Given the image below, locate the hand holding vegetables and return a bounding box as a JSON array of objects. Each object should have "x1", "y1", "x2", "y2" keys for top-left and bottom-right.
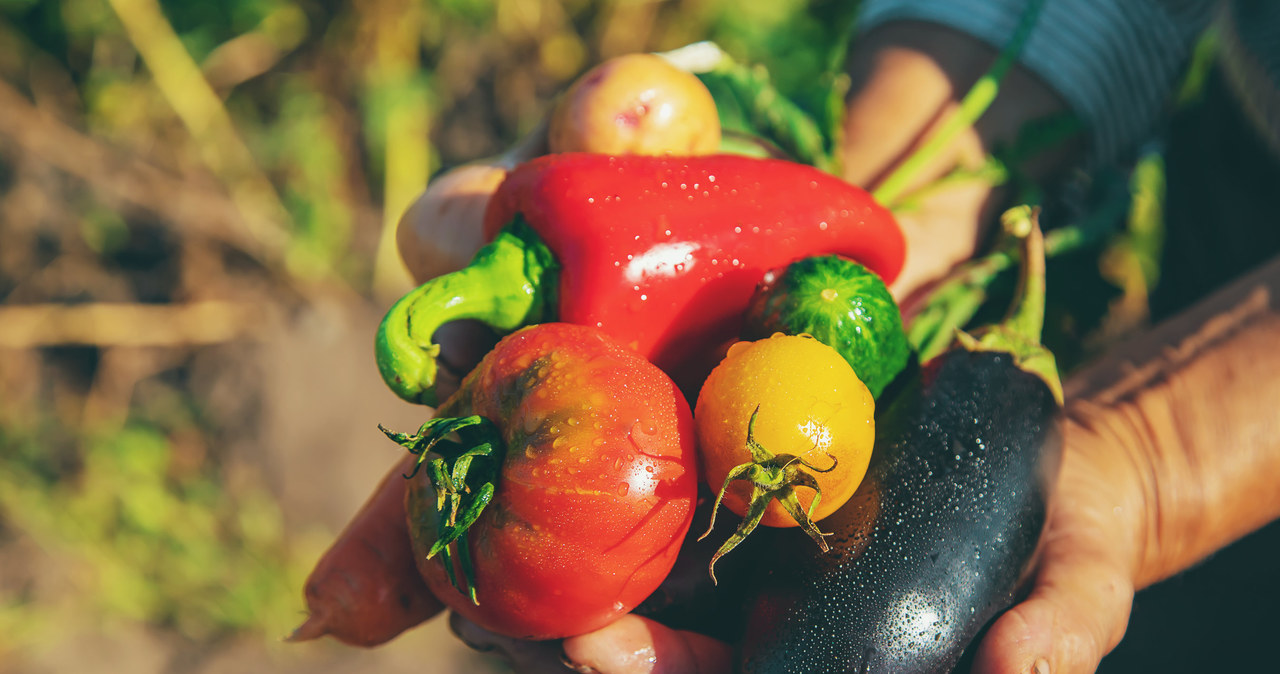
[
  {"x1": 305, "y1": 70, "x2": 906, "y2": 657},
  {"x1": 969, "y1": 253, "x2": 1280, "y2": 674},
  {"x1": 404, "y1": 11, "x2": 1280, "y2": 673},
  {"x1": 738, "y1": 208, "x2": 1062, "y2": 673},
  {"x1": 293, "y1": 21, "x2": 1172, "y2": 674},
  {"x1": 517, "y1": 250, "x2": 1280, "y2": 674}
]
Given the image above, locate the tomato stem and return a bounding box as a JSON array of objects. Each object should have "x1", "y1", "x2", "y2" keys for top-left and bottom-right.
[
  {"x1": 381, "y1": 414, "x2": 506, "y2": 604},
  {"x1": 699, "y1": 406, "x2": 836, "y2": 584}
]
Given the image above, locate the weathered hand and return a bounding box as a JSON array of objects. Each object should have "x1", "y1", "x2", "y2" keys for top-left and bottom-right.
[
  {"x1": 969, "y1": 414, "x2": 1139, "y2": 674},
  {"x1": 974, "y1": 255, "x2": 1280, "y2": 673}
]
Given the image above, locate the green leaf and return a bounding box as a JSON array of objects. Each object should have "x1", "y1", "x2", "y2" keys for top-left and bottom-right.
[{"x1": 697, "y1": 61, "x2": 835, "y2": 170}]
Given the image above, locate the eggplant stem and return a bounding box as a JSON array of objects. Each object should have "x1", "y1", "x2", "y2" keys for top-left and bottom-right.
[
  {"x1": 1000, "y1": 206, "x2": 1047, "y2": 345},
  {"x1": 952, "y1": 206, "x2": 1064, "y2": 403}
]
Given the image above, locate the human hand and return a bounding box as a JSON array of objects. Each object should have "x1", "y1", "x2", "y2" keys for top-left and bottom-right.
[
  {"x1": 438, "y1": 420, "x2": 1153, "y2": 674},
  {"x1": 841, "y1": 21, "x2": 1074, "y2": 309},
  {"x1": 836, "y1": 22, "x2": 1147, "y2": 674},
  {"x1": 431, "y1": 21, "x2": 1080, "y2": 672},
  {"x1": 968, "y1": 412, "x2": 1139, "y2": 674},
  {"x1": 480, "y1": 21, "x2": 1082, "y2": 673},
  {"x1": 973, "y1": 254, "x2": 1280, "y2": 673},
  {"x1": 451, "y1": 610, "x2": 731, "y2": 674}
]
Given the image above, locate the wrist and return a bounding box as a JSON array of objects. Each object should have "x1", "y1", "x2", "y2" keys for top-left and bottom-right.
[
  {"x1": 1053, "y1": 406, "x2": 1150, "y2": 586},
  {"x1": 1062, "y1": 256, "x2": 1280, "y2": 589}
]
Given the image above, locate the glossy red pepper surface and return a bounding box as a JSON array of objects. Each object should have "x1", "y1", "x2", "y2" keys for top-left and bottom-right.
[{"x1": 483, "y1": 153, "x2": 905, "y2": 388}]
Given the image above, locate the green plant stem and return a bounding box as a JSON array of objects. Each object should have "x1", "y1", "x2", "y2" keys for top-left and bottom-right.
[
  {"x1": 375, "y1": 217, "x2": 558, "y2": 406},
  {"x1": 906, "y1": 171, "x2": 1132, "y2": 361},
  {"x1": 699, "y1": 407, "x2": 834, "y2": 584},
  {"x1": 383, "y1": 415, "x2": 505, "y2": 604},
  {"x1": 891, "y1": 158, "x2": 1012, "y2": 215},
  {"x1": 998, "y1": 206, "x2": 1046, "y2": 344},
  {"x1": 872, "y1": 0, "x2": 1045, "y2": 207}
]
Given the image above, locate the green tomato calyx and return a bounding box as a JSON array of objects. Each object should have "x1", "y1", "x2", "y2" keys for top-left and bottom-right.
[
  {"x1": 382, "y1": 414, "x2": 506, "y2": 605},
  {"x1": 699, "y1": 405, "x2": 836, "y2": 584}
]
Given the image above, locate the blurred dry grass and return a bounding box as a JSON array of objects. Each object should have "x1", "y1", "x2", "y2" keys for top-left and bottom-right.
[{"x1": 0, "y1": 0, "x2": 855, "y2": 671}]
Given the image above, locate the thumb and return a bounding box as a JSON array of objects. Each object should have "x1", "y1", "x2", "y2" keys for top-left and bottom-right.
[
  {"x1": 971, "y1": 548, "x2": 1134, "y2": 674},
  {"x1": 563, "y1": 614, "x2": 732, "y2": 674}
]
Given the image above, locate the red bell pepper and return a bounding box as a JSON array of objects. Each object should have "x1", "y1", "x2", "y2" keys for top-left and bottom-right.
[{"x1": 377, "y1": 153, "x2": 904, "y2": 405}]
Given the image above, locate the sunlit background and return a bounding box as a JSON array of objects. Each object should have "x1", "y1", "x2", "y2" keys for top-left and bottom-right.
[
  {"x1": 0, "y1": 1, "x2": 861, "y2": 672},
  {"x1": 12, "y1": 0, "x2": 1280, "y2": 671}
]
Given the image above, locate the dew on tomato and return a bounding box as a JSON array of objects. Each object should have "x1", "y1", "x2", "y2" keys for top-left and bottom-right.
[
  {"x1": 694, "y1": 333, "x2": 875, "y2": 577},
  {"x1": 401, "y1": 323, "x2": 698, "y2": 639}
]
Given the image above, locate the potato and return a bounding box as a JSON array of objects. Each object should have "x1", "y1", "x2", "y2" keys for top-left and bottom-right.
[{"x1": 548, "y1": 53, "x2": 720, "y2": 156}]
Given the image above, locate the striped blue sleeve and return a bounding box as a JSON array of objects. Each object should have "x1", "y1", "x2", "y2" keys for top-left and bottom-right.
[{"x1": 857, "y1": 0, "x2": 1216, "y2": 163}]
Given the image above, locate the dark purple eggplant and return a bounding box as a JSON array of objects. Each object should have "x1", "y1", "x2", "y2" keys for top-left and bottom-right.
[{"x1": 737, "y1": 208, "x2": 1063, "y2": 674}]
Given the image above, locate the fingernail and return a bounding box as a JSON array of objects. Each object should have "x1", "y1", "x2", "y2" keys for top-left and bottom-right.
[
  {"x1": 460, "y1": 636, "x2": 495, "y2": 653},
  {"x1": 560, "y1": 650, "x2": 600, "y2": 674},
  {"x1": 1032, "y1": 658, "x2": 1050, "y2": 674}
]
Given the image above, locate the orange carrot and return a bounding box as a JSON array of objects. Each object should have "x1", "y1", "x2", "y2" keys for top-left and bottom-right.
[{"x1": 288, "y1": 454, "x2": 444, "y2": 647}]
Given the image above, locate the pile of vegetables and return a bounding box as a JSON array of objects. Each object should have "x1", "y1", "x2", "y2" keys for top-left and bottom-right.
[{"x1": 290, "y1": 40, "x2": 1069, "y2": 672}]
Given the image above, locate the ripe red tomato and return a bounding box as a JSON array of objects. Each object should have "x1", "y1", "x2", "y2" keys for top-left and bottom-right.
[{"x1": 403, "y1": 323, "x2": 699, "y2": 639}]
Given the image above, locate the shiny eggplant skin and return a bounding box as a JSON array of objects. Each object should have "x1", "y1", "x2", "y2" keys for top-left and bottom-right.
[{"x1": 737, "y1": 348, "x2": 1061, "y2": 674}]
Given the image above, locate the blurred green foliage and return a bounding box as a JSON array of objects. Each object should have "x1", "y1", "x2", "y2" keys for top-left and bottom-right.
[
  {"x1": 1, "y1": 0, "x2": 862, "y2": 291},
  {"x1": 0, "y1": 420, "x2": 304, "y2": 648}
]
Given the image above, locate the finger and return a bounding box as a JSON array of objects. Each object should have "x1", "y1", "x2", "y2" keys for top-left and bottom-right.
[
  {"x1": 971, "y1": 552, "x2": 1134, "y2": 674},
  {"x1": 448, "y1": 612, "x2": 570, "y2": 674},
  {"x1": 563, "y1": 614, "x2": 732, "y2": 674},
  {"x1": 432, "y1": 320, "x2": 499, "y2": 402},
  {"x1": 885, "y1": 182, "x2": 993, "y2": 305}
]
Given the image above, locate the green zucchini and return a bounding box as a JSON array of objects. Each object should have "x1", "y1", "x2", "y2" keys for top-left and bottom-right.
[{"x1": 743, "y1": 255, "x2": 909, "y2": 398}]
